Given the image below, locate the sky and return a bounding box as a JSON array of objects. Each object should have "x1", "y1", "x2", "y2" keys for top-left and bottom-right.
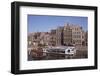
[{"x1": 28, "y1": 15, "x2": 88, "y2": 33}]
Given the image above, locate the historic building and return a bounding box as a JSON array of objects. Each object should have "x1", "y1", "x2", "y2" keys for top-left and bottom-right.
[
  {"x1": 69, "y1": 24, "x2": 83, "y2": 46},
  {"x1": 28, "y1": 23, "x2": 87, "y2": 47},
  {"x1": 55, "y1": 23, "x2": 86, "y2": 46},
  {"x1": 49, "y1": 29, "x2": 56, "y2": 46},
  {"x1": 63, "y1": 24, "x2": 72, "y2": 46},
  {"x1": 56, "y1": 26, "x2": 63, "y2": 46}
]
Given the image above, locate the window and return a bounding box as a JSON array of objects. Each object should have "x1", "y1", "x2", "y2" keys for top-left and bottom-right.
[{"x1": 67, "y1": 49, "x2": 70, "y2": 53}]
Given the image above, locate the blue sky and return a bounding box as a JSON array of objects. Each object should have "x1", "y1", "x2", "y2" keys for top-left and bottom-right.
[{"x1": 28, "y1": 15, "x2": 88, "y2": 33}]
